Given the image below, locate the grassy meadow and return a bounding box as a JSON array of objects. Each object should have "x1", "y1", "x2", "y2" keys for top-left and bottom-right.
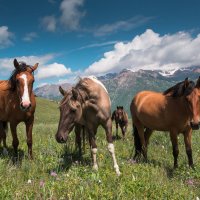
[{"x1": 0, "y1": 97, "x2": 200, "y2": 199}]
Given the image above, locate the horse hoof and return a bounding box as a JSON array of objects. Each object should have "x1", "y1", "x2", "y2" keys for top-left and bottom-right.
[
  {"x1": 128, "y1": 159, "x2": 137, "y2": 164},
  {"x1": 189, "y1": 164, "x2": 195, "y2": 170},
  {"x1": 116, "y1": 170, "x2": 121, "y2": 176},
  {"x1": 3, "y1": 148, "x2": 8, "y2": 156},
  {"x1": 93, "y1": 164, "x2": 98, "y2": 171}
]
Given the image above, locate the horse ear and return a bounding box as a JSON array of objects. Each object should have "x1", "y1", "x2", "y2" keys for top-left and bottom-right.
[
  {"x1": 59, "y1": 86, "x2": 66, "y2": 96},
  {"x1": 13, "y1": 59, "x2": 20, "y2": 69},
  {"x1": 196, "y1": 76, "x2": 200, "y2": 88},
  {"x1": 117, "y1": 106, "x2": 119, "y2": 109},
  {"x1": 31, "y1": 63, "x2": 39, "y2": 71},
  {"x1": 121, "y1": 106, "x2": 124, "y2": 109},
  {"x1": 72, "y1": 87, "x2": 79, "y2": 100},
  {"x1": 184, "y1": 77, "x2": 189, "y2": 88}
]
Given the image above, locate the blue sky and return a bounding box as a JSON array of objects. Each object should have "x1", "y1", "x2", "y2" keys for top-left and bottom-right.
[{"x1": 0, "y1": 0, "x2": 200, "y2": 87}]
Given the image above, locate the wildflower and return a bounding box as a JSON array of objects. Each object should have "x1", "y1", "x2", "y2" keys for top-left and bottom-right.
[
  {"x1": 50, "y1": 171, "x2": 57, "y2": 177},
  {"x1": 27, "y1": 179, "x2": 32, "y2": 184},
  {"x1": 186, "y1": 179, "x2": 194, "y2": 186},
  {"x1": 39, "y1": 180, "x2": 45, "y2": 187},
  {"x1": 196, "y1": 197, "x2": 200, "y2": 200},
  {"x1": 161, "y1": 145, "x2": 165, "y2": 149}
]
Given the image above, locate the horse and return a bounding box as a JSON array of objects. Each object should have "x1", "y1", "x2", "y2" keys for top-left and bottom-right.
[
  {"x1": 130, "y1": 77, "x2": 200, "y2": 168},
  {"x1": 0, "y1": 59, "x2": 39, "y2": 158},
  {"x1": 56, "y1": 76, "x2": 120, "y2": 175},
  {"x1": 111, "y1": 106, "x2": 128, "y2": 139}
]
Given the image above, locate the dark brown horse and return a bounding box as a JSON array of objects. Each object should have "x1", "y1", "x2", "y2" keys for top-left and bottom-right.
[
  {"x1": 112, "y1": 106, "x2": 128, "y2": 139},
  {"x1": 56, "y1": 76, "x2": 120, "y2": 175},
  {"x1": 0, "y1": 59, "x2": 38, "y2": 158},
  {"x1": 130, "y1": 77, "x2": 200, "y2": 168}
]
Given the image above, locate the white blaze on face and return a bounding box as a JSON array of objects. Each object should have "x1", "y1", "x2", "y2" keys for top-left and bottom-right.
[{"x1": 19, "y1": 74, "x2": 31, "y2": 107}]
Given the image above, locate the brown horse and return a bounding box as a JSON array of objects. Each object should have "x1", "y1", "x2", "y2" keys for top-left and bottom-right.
[
  {"x1": 112, "y1": 106, "x2": 128, "y2": 139},
  {"x1": 0, "y1": 59, "x2": 38, "y2": 158},
  {"x1": 56, "y1": 76, "x2": 120, "y2": 175},
  {"x1": 130, "y1": 77, "x2": 200, "y2": 168}
]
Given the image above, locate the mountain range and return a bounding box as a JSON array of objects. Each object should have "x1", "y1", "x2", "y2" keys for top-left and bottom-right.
[{"x1": 34, "y1": 67, "x2": 200, "y2": 114}]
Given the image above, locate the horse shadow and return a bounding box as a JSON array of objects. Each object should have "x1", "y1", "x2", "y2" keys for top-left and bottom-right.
[
  {"x1": 0, "y1": 146, "x2": 25, "y2": 166},
  {"x1": 112, "y1": 135, "x2": 122, "y2": 141},
  {"x1": 49, "y1": 145, "x2": 92, "y2": 174}
]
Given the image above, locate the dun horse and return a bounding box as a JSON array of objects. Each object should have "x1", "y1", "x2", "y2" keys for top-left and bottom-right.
[
  {"x1": 0, "y1": 59, "x2": 38, "y2": 158},
  {"x1": 112, "y1": 106, "x2": 128, "y2": 139},
  {"x1": 130, "y1": 77, "x2": 200, "y2": 168},
  {"x1": 56, "y1": 76, "x2": 120, "y2": 175}
]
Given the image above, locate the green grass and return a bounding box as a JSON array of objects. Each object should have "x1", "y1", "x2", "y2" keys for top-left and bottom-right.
[{"x1": 0, "y1": 97, "x2": 200, "y2": 199}]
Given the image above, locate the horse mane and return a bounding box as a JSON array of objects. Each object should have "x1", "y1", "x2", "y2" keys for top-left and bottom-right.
[
  {"x1": 9, "y1": 62, "x2": 32, "y2": 91},
  {"x1": 163, "y1": 80, "x2": 195, "y2": 97}
]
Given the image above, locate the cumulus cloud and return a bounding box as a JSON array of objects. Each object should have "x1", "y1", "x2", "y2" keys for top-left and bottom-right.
[
  {"x1": 41, "y1": 16, "x2": 57, "y2": 32},
  {"x1": 23, "y1": 32, "x2": 38, "y2": 42},
  {"x1": 85, "y1": 29, "x2": 200, "y2": 75},
  {"x1": 36, "y1": 62, "x2": 71, "y2": 79},
  {"x1": 94, "y1": 16, "x2": 153, "y2": 37},
  {"x1": 60, "y1": 0, "x2": 85, "y2": 30},
  {"x1": 0, "y1": 54, "x2": 72, "y2": 82},
  {"x1": 0, "y1": 26, "x2": 13, "y2": 48}
]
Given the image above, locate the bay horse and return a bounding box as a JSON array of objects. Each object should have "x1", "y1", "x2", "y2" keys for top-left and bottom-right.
[
  {"x1": 111, "y1": 106, "x2": 128, "y2": 139},
  {"x1": 56, "y1": 76, "x2": 120, "y2": 175},
  {"x1": 0, "y1": 59, "x2": 38, "y2": 158},
  {"x1": 130, "y1": 77, "x2": 200, "y2": 168}
]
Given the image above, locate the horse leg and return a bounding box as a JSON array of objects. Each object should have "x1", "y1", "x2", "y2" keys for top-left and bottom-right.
[
  {"x1": 144, "y1": 128, "x2": 153, "y2": 148},
  {"x1": 25, "y1": 117, "x2": 34, "y2": 159},
  {"x1": 137, "y1": 125, "x2": 147, "y2": 162},
  {"x1": 170, "y1": 131, "x2": 179, "y2": 168},
  {"x1": 120, "y1": 124, "x2": 125, "y2": 140},
  {"x1": 103, "y1": 118, "x2": 120, "y2": 176},
  {"x1": 183, "y1": 128, "x2": 194, "y2": 168},
  {"x1": 88, "y1": 130, "x2": 98, "y2": 170},
  {"x1": 0, "y1": 122, "x2": 8, "y2": 155},
  {"x1": 10, "y1": 123, "x2": 19, "y2": 157},
  {"x1": 75, "y1": 125, "x2": 82, "y2": 158},
  {"x1": 82, "y1": 126, "x2": 86, "y2": 153}
]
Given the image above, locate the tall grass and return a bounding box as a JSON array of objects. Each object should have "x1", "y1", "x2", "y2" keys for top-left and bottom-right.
[{"x1": 0, "y1": 97, "x2": 199, "y2": 199}]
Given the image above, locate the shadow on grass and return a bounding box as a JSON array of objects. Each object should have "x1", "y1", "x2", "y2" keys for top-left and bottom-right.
[
  {"x1": 146, "y1": 158, "x2": 175, "y2": 179},
  {"x1": 112, "y1": 135, "x2": 122, "y2": 141},
  {"x1": 0, "y1": 146, "x2": 25, "y2": 166},
  {"x1": 50, "y1": 144, "x2": 92, "y2": 173}
]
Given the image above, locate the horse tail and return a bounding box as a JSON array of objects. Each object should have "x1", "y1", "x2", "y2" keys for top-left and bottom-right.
[
  {"x1": 133, "y1": 126, "x2": 142, "y2": 155},
  {"x1": 111, "y1": 110, "x2": 116, "y2": 121}
]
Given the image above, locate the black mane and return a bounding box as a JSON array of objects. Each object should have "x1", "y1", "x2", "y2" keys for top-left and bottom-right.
[
  {"x1": 9, "y1": 62, "x2": 32, "y2": 91},
  {"x1": 163, "y1": 80, "x2": 195, "y2": 97}
]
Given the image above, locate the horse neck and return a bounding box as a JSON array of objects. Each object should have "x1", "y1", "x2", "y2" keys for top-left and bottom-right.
[{"x1": 170, "y1": 96, "x2": 191, "y2": 118}]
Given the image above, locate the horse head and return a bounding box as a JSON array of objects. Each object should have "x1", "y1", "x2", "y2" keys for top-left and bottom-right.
[
  {"x1": 186, "y1": 77, "x2": 200, "y2": 129},
  {"x1": 10, "y1": 59, "x2": 38, "y2": 111},
  {"x1": 56, "y1": 86, "x2": 82, "y2": 143}
]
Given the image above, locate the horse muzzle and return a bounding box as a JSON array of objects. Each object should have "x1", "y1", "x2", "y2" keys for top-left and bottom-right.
[
  {"x1": 190, "y1": 122, "x2": 200, "y2": 130},
  {"x1": 20, "y1": 102, "x2": 31, "y2": 111},
  {"x1": 55, "y1": 134, "x2": 67, "y2": 143}
]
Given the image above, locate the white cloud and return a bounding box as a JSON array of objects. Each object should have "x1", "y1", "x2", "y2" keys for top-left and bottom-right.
[
  {"x1": 41, "y1": 16, "x2": 57, "y2": 32},
  {"x1": 0, "y1": 26, "x2": 13, "y2": 48},
  {"x1": 0, "y1": 54, "x2": 55, "y2": 71},
  {"x1": 60, "y1": 0, "x2": 85, "y2": 30},
  {"x1": 94, "y1": 16, "x2": 153, "y2": 37},
  {"x1": 85, "y1": 29, "x2": 200, "y2": 75},
  {"x1": 36, "y1": 62, "x2": 71, "y2": 79},
  {"x1": 0, "y1": 54, "x2": 66, "y2": 80},
  {"x1": 23, "y1": 32, "x2": 38, "y2": 42}
]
